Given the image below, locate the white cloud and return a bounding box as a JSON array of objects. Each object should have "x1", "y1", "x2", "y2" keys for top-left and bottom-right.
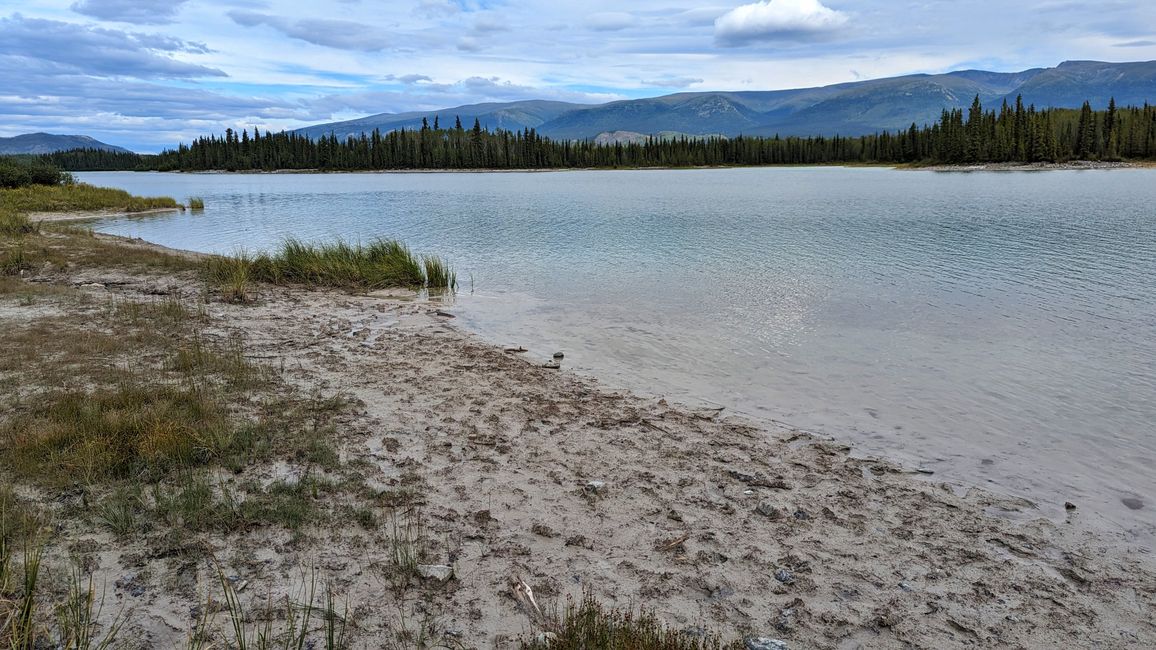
[{"x1": 715, "y1": 0, "x2": 848, "y2": 46}]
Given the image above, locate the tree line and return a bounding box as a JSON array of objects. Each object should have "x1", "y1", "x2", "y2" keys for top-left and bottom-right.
[{"x1": 38, "y1": 97, "x2": 1156, "y2": 173}]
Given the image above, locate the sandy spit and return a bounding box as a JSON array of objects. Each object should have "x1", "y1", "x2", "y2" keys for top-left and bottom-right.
[
  {"x1": 26, "y1": 207, "x2": 184, "y2": 224},
  {"x1": 26, "y1": 251, "x2": 1149, "y2": 649}
]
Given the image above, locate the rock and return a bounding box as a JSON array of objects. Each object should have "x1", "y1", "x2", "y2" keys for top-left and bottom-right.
[
  {"x1": 416, "y1": 564, "x2": 454, "y2": 582},
  {"x1": 584, "y1": 480, "x2": 606, "y2": 494},
  {"x1": 793, "y1": 510, "x2": 809, "y2": 520},
  {"x1": 774, "y1": 568, "x2": 795, "y2": 584},
  {"x1": 434, "y1": 310, "x2": 455, "y2": 318},
  {"x1": 553, "y1": 351, "x2": 564, "y2": 360},
  {"x1": 565, "y1": 535, "x2": 593, "y2": 549},
  {"x1": 1065, "y1": 501, "x2": 1077, "y2": 510},
  {"x1": 899, "y1": 581, "x2": 914, "y2": 592},
  {"x1": 1122, "y1": 497, "x2": 1144, "y2": 510},
  {"x1": 543, "y1": 360, "x2": 561, "y2": 370},
  {"x1": 755, "y1": 503, "x2": 780, "y2": 519},
  {"x1": 745, "y1": 638, "x2": 789, "y2": 650}
]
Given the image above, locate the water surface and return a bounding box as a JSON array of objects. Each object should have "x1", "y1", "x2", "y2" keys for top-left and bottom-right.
[{"x1": 80, "y1": 169, "x2": 1156, "y2": 544}]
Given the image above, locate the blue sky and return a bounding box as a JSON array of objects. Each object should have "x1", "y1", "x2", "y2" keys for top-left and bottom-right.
[{"x1": 2, "y1": 0, "x2": 1154, "y2": 152}]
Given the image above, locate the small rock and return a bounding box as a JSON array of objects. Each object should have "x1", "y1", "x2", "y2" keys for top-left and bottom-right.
[
  {"x1": 584, "y1": 480, "x2": 606, "y2": 494},
  {"x1": 416, "y1": 564, "x2": 454, "y2": 582},
  {"x1": 543, "y1": 360, "x2": 561, "y2": 370},
  {"x1": 1122, "y1": 497, "x2": 1144, "y2": 511},
  {"x1": 1064, "y1": 501, "x2": 1077, "y2": 511},
  {"x1": 667, "y1": 509, "x2": 683, "y2": 522},
  {"x1": 755, "y1": 503, "x2": 780, "y2": 519},
  {"x1": 898, "y1": 581, "x2": 914, "y2": 592},
  {"x1": 793, "y1": 510, "x2": 809, "y2": 520},
  {"x1": 434, "y1": 310, "x2": 455, "y2": 318},
  {"x1": 745, "y1": 638, "x2": 788, "y2": 650},
  {"x1": 553, "y1": 351, "x2": 564, "y2": 360},
  {"x1": 774, "y1": 568, "x2": 795, "y2": 585}
]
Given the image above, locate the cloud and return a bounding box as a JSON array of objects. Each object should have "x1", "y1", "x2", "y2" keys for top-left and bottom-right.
[
  {"x1": 397, "y1": 74, "x2": 433, "y2": 84},
  {"x1": 71, "y1": 0, "x2": 191, "y2": 25},
  {"x1": 641, "y1": 76, "x2": 704, "y2": 89},
  {"x1": 1114, "y1": 39, "x2": 1156, "y2": 48},
  {"x1": 0, "y1": 14, "x2": 224, "y2": 79},
  {"x1": 715, "y1": 0, "x2": 848, "y2": 46},
  {"x1": 227, "y1": 11, "x2": 392, "y2": 51},
  {"x1": 585, "y1": 12, "x2": 636, "y2": 32},
  {"x1": 456, "y1": 36, "x2": 482, "y2": 52}
]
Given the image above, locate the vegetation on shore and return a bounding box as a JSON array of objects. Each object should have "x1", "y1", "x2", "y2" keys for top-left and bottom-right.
[
  {"x1": 38, "y1": 96, "x2": 1156, "y2": 172},
  {"x1": 204, "y1": 238, "x2": 456, "y2": 299}
]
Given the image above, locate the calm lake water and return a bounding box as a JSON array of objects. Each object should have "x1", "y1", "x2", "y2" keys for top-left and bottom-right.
[{"x1": 79, "y1": 169, "x2": 1156, "y2": 544}]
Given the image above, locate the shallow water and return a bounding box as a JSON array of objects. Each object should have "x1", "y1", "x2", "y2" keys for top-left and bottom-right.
[{"x1": 80, "y1": 168, "x2": 1156, "y2": 545}]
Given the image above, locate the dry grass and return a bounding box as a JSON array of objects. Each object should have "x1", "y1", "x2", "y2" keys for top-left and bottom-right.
[{"x1": 521, "y1": 595, "x2": 743, "y2": 649}]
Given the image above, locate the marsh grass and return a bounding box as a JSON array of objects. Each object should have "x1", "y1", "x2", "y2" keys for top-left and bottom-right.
[
  {"x1": 0, "y1": 210, "x2": 37, "y2": 237},
  {"x1": 522, "y1": 595, "x2": 742, "y2": 650},
  {"x1": 2, "y1": 385, "x2": 232, "y2": 486},
  {"x1": 205, "y1": 239, "x2": 456, "y2": 295},
  {"x1": 188, "y1": 197, "x2": 205, "y2": 211},
  {"x1": 0, "y1": 184, "x2": 180, "y2": 215}
]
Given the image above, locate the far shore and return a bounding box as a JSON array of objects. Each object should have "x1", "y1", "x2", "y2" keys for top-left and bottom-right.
[{"x1": 81, "y1": 159, "x2": 1156, "y2": 176}]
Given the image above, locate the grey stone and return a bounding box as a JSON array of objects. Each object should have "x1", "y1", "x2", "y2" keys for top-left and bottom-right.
[
  {"x1": 745, "y1": 638, "x2": 788, "y2": 650},
  {"x1": 553, "y1": 351, "x2": 565, "y2": 360},
  {"x1": 755, "y1": 503, "x2": 779, "y2": 519},
  {"x1": 1122, "y1": 497, "x2": 1144, "y2": 510},
  {"x1": 774, "y1": 568, "x2": 795, "y2": 584},
  {"x1": 584, "y1": 480, "x2": 606, "y2": 493},
  {"x1": 416, "y1": 564, "x2": 454, "y2": 582}
]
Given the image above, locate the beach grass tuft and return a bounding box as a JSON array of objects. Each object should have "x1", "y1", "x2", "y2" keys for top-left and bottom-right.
[
  {"x1": 0, "y1": 183, "x2": 180, "y2": 214},
  {"x1": 0, "y1": 210, "x2": 37, "y2": 237},
  {"x1": 521, "y1": 594, "x2": 742, "y2": 649},
  {"x1": 188, "y1": 197, "x2": 205, "y2": 211},
  {"x1": 1, "y1": 385, "x2": 231, "y2": 486},
  {"x1": 205, "y1": 238, "x2": 455, "y2": 294}
]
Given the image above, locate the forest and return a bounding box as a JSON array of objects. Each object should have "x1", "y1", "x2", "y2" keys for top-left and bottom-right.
[{"x1": 38, "y1": 97, "x2": 1156, "y2": 172}]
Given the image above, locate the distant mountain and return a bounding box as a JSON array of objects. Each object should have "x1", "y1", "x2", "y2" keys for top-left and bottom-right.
[
  {"x1": 295, "y1": 60, "x2": 1156, "y2": 141},
  {"x1": 0, "y1": 133, "x2": 131, "y2": 155},
  {"x1": 292, "y1": 100, "x2": 586, "y2": 141}
]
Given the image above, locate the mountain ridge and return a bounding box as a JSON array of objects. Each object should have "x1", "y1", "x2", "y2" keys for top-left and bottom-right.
[
  {"x1": 0, "y1": 132, "x2": 131, "y2": 155},
  {"x1": 293, "y1": 60, "x2": 1156, "y2": 141}
]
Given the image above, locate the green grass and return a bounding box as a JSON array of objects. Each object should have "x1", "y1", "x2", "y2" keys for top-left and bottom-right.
[
  {"x1": 1, "y1": 385, "x2": 232, "y2": 486},
  {"x1": 0, "y1": 210, "x2": 37, "y2": 237},
  {"x1": 0, "y1": 183, "x2": 180, "y2": 214},
  {"x1": 188, "y1": 197, "x2": 205, "y2": 211},
  {"x1": 205, "y1": 238, "x2": 456, "y2": 294},
  {"x1": 521, "y1": 595, "x2": 742, "y2": 649}
]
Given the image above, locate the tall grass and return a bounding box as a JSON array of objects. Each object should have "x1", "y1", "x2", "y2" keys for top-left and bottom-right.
[
  {"x1": 521, "y1": 595, "x2": 742, "y2": 650},
  {"x1": 0, "y1": 210, "x2": 37, "y2": 237},
  {"x1": 0, "y1": 183, "x2": 180, "y2": 214},
  {"x1": 1, "y1": 386, "x2": 231, "y2": 486},
  {"x1": 188, "y1": 197, "x2": 205, "y2": 211},
  {"x1": 205, "y1": 238, "x2": 456, "y2": 294}
]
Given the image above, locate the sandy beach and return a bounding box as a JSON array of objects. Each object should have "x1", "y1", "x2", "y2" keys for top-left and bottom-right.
[{"x1": 1, "y1": 226, "x2": 1153, "y2": 648}]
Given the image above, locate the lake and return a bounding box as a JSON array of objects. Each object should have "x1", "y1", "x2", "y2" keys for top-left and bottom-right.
[{"x1": 78, "y1": 168, "x2": 1156, "y2": 544}]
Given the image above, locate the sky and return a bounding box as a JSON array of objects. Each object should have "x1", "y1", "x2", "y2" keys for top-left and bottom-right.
[{"x1": 1, "y1": 0, "x2": 1155, "y2": 152}]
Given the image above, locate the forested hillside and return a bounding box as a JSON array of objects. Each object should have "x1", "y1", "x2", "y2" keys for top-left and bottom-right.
[{"x1": 39, "y1": 98, "x2": 1156, "y2": 172}]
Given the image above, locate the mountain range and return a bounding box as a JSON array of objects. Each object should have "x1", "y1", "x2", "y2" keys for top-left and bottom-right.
[
  {"x1": 295, "y1": 60, "x2": 1156, "y2": 142},
  {"x1": 0, "y1": 133, "x2": 130, "y2": 155}
]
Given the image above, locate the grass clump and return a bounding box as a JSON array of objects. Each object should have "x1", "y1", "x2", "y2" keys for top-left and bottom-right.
[
  {"x1": 205, "y1": 238, "x2": 456, "y2": 295},
  {"x1": 0, "y1": 183, "x2": 180, "y2": 214},
  {"x1": 1, "y1": 385, "x2": 231, "y2": 486},
  {"x1": 521, "y1": 595, "x2": 742, "y2": 650},
  {"x1": 188, "y1": 197, "x2": 205, "y2": 211},
  {"x1": 0, "y1": 210, "x2": 37, "y2": 237}
]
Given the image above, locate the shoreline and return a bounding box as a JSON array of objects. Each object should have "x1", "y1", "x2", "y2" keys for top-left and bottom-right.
[
  {"x1": 81, "y1": 160, "x2": 1156, "y2": 176},
  {"x1": 3, "y1": 225, "x2": 1155, "y2": 646}
]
